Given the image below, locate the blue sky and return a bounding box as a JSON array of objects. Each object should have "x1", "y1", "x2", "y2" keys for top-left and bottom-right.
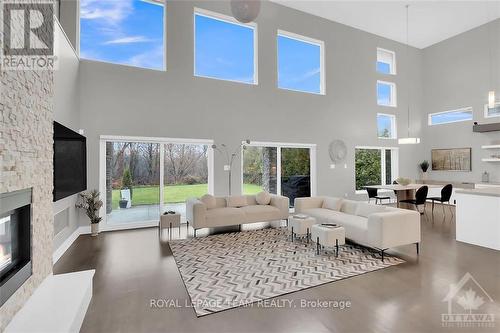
[
  {"x1": 377, "y1": 82, "x2": 392, "y2": 105},
  {"x1": 80, "y1": 0, "x2": 164, "y2": 70},
  {"x1": 431, "y1": 110, "x2": 473, "y2": 125},
  {"x1": 377, "y1": 114, "x2": 393, "y2": 137},
  {"x1": 195, "y1": 14, "x2": 254, "y2": 83},
  {"x1": 278, "y1": 35, "x2": 321, "y2": 94}
]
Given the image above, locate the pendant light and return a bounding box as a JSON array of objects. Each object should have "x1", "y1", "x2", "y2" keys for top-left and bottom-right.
[
  {"x1": 231, "y1": 0, "x2": 261, "y2": 23},
  {"x1": 399, "y1": 4, "x2": 420, "y2": 145}
]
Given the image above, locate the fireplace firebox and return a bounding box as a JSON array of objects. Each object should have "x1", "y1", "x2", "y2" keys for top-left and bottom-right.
[{"x1": 0, "y1": 189, "x2": 32, "y2": 306}]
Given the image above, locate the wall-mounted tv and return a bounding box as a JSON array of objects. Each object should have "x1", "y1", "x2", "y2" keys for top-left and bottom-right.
[{"x1": 53, "y1": 122, "x2": 87, "y2": 201}]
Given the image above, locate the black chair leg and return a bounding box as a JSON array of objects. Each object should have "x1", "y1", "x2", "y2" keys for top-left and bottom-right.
[{"x1": 416, "y1": 243, "x2": 419, "y2": 255}]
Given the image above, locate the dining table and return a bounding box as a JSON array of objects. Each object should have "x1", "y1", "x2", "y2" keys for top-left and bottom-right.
[{"x1": 364, "y1": 183, "x2": 442, "y2": 209}]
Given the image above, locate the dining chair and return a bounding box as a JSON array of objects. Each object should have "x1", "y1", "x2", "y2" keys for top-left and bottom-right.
[
  {"x1": 366, "y1": 187, "x2": 391, "y2": 205},
  {"x1": 399, "y1": 186, "x2": 429, "y2": 214},
  {"x1": 428, "y1": 184, "x2": 453, "y2": 216}
]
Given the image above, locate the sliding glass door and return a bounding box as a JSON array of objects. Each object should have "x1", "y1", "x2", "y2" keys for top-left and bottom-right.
[
  {"x1": 101, "y1": 137, "x2": 213, "y2": 230},
  {"x1": 163, "y1": 144, "x2": 210, "y2": 218},
  {"x1": 242, "y1": 142, "x2": 316, "y2": 206},
  {"x1": 105, "y1": 141, "x2": 160, "y2": 226}
]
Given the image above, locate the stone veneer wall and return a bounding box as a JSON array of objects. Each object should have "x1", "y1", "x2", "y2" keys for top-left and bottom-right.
[{"x1": 0, "y1": 1, "x2": 55, "y2": 329}]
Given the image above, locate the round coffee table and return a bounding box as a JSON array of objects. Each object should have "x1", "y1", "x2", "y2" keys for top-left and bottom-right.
[
  {"x1": 288, "y1": 216, "x2": 317, "y2": 243},
  {"x1": 311, "y1": 224, "x2": 346, "y2": 257}
]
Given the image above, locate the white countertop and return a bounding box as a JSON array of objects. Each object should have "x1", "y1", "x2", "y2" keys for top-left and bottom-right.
[{"x1": 456, "y1": 187, "x2": 500, "y2": 197}]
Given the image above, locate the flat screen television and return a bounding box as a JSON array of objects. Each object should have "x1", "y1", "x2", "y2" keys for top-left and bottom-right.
[{"x1": 53, "y1": 122, "x2": 87, "y2": 201}]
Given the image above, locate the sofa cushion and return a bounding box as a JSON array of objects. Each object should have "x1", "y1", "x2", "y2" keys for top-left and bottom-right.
[
  {"x1": 355, "y1": 202, "x2": 386, "y2": 218},
  {"x1": 340, "y1": 200, "x2": 359, "y2": 215},
  {"x1": 240, "y1": 205, "x2": 281, "y2": 223},
  {"x1": 301, "y1": 208, "x2": 344, "y2": 225},
  {"x1": 205, "y1": 207, "x2": 246, "y2": 227},
  {"x1": 322, "y1": 197, "x2": 343, "y2": 211},
  {"x1": 226, "y1": 196, "x2": 248, "y2": 208},
  {"x1": 200, "y1": 194, "x2": 216, "y2": 209},
  {"x1": 256, "y1": 191, "x2": 271, "y2": 205},
  {"x1": 337, "y1": 214, "x2": 369, "y2": 245}
]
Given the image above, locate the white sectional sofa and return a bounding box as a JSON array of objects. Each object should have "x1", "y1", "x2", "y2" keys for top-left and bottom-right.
[
  {"x1": 295, "y1": 197, "x2": 421, "y2": 257},
  {"x1": 186, "y1": 194, "x2": 289, "y2": 236}
]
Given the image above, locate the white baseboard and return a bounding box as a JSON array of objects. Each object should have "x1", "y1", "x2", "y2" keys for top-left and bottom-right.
[{"x1": 53, "y1": 226, "x2": 91, "y2": 264}]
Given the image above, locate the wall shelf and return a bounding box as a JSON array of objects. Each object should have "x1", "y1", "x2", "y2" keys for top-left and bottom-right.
[
  {"x1": 482, "y1": 145, "x2": 500, "y2": 149},
  {"x1": 482, "y1": 158, "x2": 500, "y2": 162},
  {"x1": 474, "y1": 122, "x2": 500, "y2": 132}
]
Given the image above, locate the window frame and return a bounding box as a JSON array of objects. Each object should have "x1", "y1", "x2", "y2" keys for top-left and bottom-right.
[
  {"x1": 376, "y1": 80, "x2": 397, "y2": 107},
  {"x1": 193, "y1": 7, "x2": 258, "y2": 85},
  {"x1": 484, "y1": 103, "x2": 500, "y2": 119},
  {"x1": 240, "y1": 141, "x2": 317, "y2": 197},
  {"x1": 377, "y1": 113, "x2": 397, "y2": 139},
  {"x1": 78, "y1": 0, "x2": 167, "y2": 71},
  {"x1": 376, "y1": 47, "x2": 396, "y2": 75},
  {"x1": 354, "y1": 146, "x2": 399, "y2": 194},
  {"x1": 428, "y1": 107, "x2": 473, "y2": 126},
  {"x1": 277, "y1": 29, "x2": 325, "y2": 95}
]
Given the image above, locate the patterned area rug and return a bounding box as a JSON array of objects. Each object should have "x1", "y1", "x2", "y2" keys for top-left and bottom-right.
[{"x1": 169, "y1": 228, "x2": 404, "y2": 316}]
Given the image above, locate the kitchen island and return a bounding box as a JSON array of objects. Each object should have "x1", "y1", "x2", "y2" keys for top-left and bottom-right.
[{"x1": 455, "y1": 187, "x2": 500, "y2": 251}]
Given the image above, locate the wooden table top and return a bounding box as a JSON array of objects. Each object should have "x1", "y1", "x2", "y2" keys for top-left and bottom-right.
[{"x1": 364, "y1": 183, "x2": 442, "y2": 191}]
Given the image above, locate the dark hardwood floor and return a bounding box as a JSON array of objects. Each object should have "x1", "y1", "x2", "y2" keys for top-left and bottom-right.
[{"x1": 54, "y1": 205, "x2": 500, "y2": 333}]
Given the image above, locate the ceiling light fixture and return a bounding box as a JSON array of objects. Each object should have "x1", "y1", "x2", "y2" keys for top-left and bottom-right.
[
  {"x1": 230, "y1": 0, "x2": 261, "y2": 23},
  {"x1": 399, "y1": 4, "x2": 420, "y2": 145}
]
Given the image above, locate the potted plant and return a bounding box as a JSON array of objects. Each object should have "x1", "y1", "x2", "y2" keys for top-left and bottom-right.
[
  {"x1": 76, "y1": 190, "x2": 103, "y2": 236},
  {"x1": 419, "y1": 160, "x2": 430, "y2": 180},
  {"x1": 119, "y1": 198, "x2": 128, "y2": 209}
]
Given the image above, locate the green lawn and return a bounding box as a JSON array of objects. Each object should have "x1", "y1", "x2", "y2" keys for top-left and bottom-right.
[{"x1": 111, "y1": 183, "x2": 262, "y2": 209}]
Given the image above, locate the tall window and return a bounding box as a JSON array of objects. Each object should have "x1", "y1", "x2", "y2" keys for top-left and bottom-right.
[
  {"x1": 355, "y1": 147, "x2": 398, "y2": 191},
  {"x1": 377, "y1": 48, "x2": 396, "y2": 75},
  {"x1": 377, "y1": 114, "x2": 397, "y2": 139},
  {"x1": 428, "y1": 107, "x2": 473, "y2": 125},
  {"x1": 194, "y1": 8, "x2": 257, "y2": 84},
  {"x1": 484, "y1": 103, "x2": 500, "y2": 118},
  {"x1": 377, "y1": 81, "x2": 397, "y2": 107},
  {"x1": 80, "y1": 0, "x2": 165, "y2": 70},
  {"x1": 277, "y1": 30, "x2": 324, "y2": 95}
]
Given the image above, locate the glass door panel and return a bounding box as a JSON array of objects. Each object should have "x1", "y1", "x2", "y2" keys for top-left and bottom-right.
[
  {"x1": 105, "y1": 142, "x2": 160, "y2": 225},
  {"x1": 280, "y1": 148, "x2": 311, "y2": 206},
  {"x1": 163, "y1": 144, "x2": 209, "y2": 219},
  {"x1": 242, "y1": 146, "x2": 277, "y2": 195}
]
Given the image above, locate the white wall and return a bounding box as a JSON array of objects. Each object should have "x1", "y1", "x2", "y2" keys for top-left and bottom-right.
[
  {"x1": 53, "y1": 19, "x2": 82, "y2": 250},
  {"x1": 77, "y1": 0, "x2": 424, "y2": 211},
  {"x1": 422, "y1": 19, "x2": 500, "y2": 183}
]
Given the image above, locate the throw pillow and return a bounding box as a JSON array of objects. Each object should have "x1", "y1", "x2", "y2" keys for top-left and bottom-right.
[
  {"x1": 200, "y1": 194, "x2": 216, "y2": 209},
  {"x1": 256, "y1": 191, "x2": 271, "y2": 205},
  {"x1": 226, "y1": 195, "x2": 248, "y2": 208},
  {"x1": 355, "y1": 202, "x2": 387, "y2": 218},
  {"x1": 322, "y1": 197, "x2": 343, "y2": 211},
  {"x1": 340, "y1": 200, "x2": 359, "y2": 215}
]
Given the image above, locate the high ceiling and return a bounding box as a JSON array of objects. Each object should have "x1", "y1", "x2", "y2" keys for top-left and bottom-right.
[{"x1": 270, "y1": 1, "x2": 500, "y2": 49}]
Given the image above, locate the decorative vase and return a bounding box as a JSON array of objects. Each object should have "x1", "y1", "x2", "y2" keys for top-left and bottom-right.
[
  {"x1": 119, "y1": 199, "x2": 128, "y2": 209},
  {"x1": 422, "y1": 171, "x2": 428, "y2": 181},
  {"x1": 91, "y1": 223, "x2": 99, "y2": 237}
]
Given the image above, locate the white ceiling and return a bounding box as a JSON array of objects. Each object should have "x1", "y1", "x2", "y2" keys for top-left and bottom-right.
[{"x1": 270, "y1": 1, "x2": 500, "y2": 49}]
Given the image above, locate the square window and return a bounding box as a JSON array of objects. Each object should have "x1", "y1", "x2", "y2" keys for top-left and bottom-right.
[
  {"x1": 428, "y1": 107, "x2": 473, "y2": 125},
  {"x1": 355, "y1": 147, "x2": 398, "y2": 190},
  {"x1": 377, "y1": 113, "x2": 397, "y2": 139},
  {"x1": 194, "y1": 8, "x2": 257, "y2": 84},
  {"x1": 80, "y1": 0, "x2": 165, "y2": 70},
  {"x1": 377, "y1": 81, "x2": 397, "y2": 107},
  {"x1": 277, "y1": 30, "x2": 324, "y2": 95},
  {"x1": 377, "y1": 48, "x2": 396, "y2": 75}
]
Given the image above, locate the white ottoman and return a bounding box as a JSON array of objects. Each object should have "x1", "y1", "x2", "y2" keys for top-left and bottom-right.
[
  {"x1": 288, "y1": 216, "x2": 317, "y2": 243},
  {"x1": 159, "y1": 213, "x2": 181, "y2": 239},
  {"x1": 311, "y1": 224, "x2": 346, "y2": 257}
]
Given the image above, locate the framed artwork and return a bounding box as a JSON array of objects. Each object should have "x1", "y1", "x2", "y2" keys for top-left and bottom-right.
[{"x1": 431, "y1": 148, "x2": 471, "y2": 171}]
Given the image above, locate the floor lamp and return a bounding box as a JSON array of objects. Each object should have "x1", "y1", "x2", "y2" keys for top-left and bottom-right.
[{"x1": 212, "y1": 139, "x2": 250, "y2": 195}]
